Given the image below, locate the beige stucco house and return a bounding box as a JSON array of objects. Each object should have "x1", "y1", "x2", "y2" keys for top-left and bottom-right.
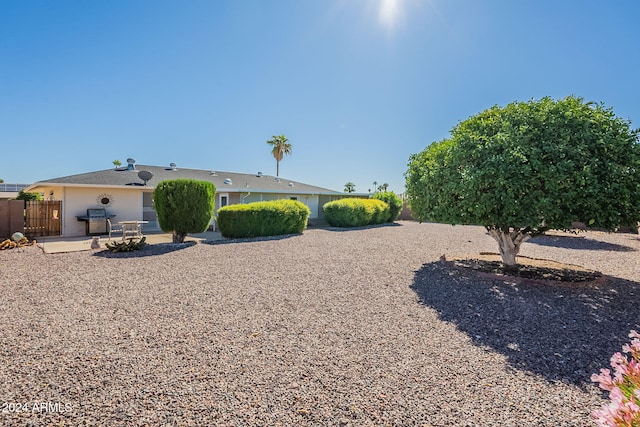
[{"x1": 25, "y1": 160, "x2": 345, "y2": 237}]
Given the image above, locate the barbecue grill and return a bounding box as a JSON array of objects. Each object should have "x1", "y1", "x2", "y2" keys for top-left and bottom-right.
[{"x1": 76, "y1": 208, "x2": 116, "y2": 235}]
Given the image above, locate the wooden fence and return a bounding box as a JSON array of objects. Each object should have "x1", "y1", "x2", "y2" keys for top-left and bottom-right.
[
  {"x1": 0, "y1": 200, "x2": 62, "y2": 239},
  {"x1": 25, "y1": 200, "x2": 62, "y2": 237},
  {"x1": 0, "y1": 200, "x2": 25, "y2": 239}
]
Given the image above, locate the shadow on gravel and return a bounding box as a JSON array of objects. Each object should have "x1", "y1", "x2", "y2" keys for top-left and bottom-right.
[
  {"x1": 411, "y1": 261, "x2": 640, "y2": 387},
  {"x1": 323, "y1": 222, "x2": 403, "y2": 232},
  {"x1": 528, "y1": 235, "x2": 637, "y2": 252},
  {"x1": 93, "y1": 242, "x2": 196, "y2": 258},
  {"x1": 202, "y1": 233, "x2": 302, "y2": 245}
]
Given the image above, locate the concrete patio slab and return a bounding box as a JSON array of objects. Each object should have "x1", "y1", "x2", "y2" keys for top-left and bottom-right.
[{"x1": 35, "y1": 230, "x2": 224, "y2": 254}]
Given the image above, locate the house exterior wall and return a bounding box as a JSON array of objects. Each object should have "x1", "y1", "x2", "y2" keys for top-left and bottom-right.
[
  {"x1": 0, "y1": 192, "x2": 20, "y2": 200},
  {"x1": 54, "y1": 187, "x2": 143, "y2": 237},
  {"x1": 28, "y1": 183, "x2": 339, "y2": 236},
  {"x1": 142, "y1": 191, "x2": 157, "y2": 229},
  {"x1": 229, "y1": 193, "x2": 241, "y2": 206},
  {"x1": 0, "y1": 183, "x2": 29, "y2": 200}
]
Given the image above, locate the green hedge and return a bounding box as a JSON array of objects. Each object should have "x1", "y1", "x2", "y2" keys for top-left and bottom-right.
[
  {"x1": 153, "y1": 179, "x2": 216, "y2": 243},
  {"x1": 217, "y1": 200, "x2": 311, "y2": 238},
  {"x1": 371, "y1": 191, "x2": 403, "y2": 222},
  {"x1": 322, "y1": 198, "x2": 390, "y2": 227}
]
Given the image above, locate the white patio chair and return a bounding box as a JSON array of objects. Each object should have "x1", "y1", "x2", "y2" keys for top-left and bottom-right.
[
  {"x1": 107, "y1": 219, "x2": 122, "y2": 240},
  {"x1": 121, "y1": 222, "x2": 143, "y2": 240}
]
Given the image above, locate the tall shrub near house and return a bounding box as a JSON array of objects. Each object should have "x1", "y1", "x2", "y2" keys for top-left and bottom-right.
[
  {"x1": 372, "y1": 191, "x2": 402, "y2": 222},
  {"x1": 153, "y1": 179, "x2": 215, "y2": 243}
]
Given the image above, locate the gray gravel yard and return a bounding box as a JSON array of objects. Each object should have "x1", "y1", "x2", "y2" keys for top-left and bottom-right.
[{"x1": 1, "y1": 221, "x2": 639, "y2": 426}]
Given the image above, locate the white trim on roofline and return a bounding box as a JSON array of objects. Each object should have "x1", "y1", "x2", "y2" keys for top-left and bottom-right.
[{"x1": 25, "y1": 182, "x2": 341, "y2": 195}]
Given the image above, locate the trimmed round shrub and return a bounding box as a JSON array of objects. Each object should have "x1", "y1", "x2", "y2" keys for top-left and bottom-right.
[
  {"x1": 372, "y1": 191, "x2": 402, "y2": 222},
  {"x1": 322, "y1": 198, "x2": 390, "y2": 227},
  {"x1": 153, "y1": 179, "x2": 216, "y2": 243},
  {"x1": 217, "y1": 199, "x2": 311, "y2": 238}
]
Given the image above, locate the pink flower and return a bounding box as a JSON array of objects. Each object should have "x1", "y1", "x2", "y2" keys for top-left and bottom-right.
[
  {"x1": 622, "y1": 339, "x2": 640, "y2": 360},
  {"x1": 593, "y1": 368, "x2": 616, "y2": 391},
  {"x1": 612, "y1": 352, "x2": 627, "y2": 370},
  {"x1": 592, "y1": 331, "x2": 640, "y2": 427},
  {"x1": 610, "y1": 387, "x2": 626, "y2": 405}
]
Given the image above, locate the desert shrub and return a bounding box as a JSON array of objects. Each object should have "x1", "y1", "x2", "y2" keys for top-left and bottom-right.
[
  {"x1": 323, "y1": 198, "x2": 390, "y2": 227},
  {"x1": 372, "y1": 191, "x2": 402, "y2": 222},
  {"x1": 153, "y1": 179, "x2": 216, "y2": 243},
  {"x1": 217, "y1": 199, "x2": 310, "y2": 238},
  {"x1": 105, "y1": 237, "x2": 146, "y2": 252}
]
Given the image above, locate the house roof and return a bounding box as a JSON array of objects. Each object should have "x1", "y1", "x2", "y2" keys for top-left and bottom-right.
[{"x1": 28, "y1": 164, "x2": 341, "y2": 195}]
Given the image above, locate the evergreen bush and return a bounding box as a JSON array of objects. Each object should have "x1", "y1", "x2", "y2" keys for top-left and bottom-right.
[
  {"x1": 153, "y1": 179, "x2": 216, "y2": 243},
  {"x1": 322, "y1": 198, "x2": 390, "y2": 227},
  {"x1": 217, "y1": 199, "x2": 310, "y2": 238},
  {"x1": 372, "y1": 191, "x2": 402, "y2": 222}
]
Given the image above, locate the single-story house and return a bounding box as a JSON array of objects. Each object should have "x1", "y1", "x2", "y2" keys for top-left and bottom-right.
[{"x1": 25, "y1": 160, "x2": 346, "y2": 237}]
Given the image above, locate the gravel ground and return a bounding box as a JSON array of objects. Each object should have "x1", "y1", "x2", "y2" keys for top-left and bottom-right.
[{"x1": 1, "y1": 221, "x2": 639, "y2": 426}]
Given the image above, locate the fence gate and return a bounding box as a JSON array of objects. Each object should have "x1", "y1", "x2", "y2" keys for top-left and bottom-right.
[{"x1": 24, "y1": 201, "x2": 62, "y2": 238}]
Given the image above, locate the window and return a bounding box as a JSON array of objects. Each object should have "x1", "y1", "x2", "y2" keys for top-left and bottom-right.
[{"x1": 219, "y1": 193, "x2": 229, "y2": 209}]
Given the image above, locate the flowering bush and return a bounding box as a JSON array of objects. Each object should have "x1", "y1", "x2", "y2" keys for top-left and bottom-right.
[{"x1": 591, "y1": 330, "x2": 640, "y2": 427}]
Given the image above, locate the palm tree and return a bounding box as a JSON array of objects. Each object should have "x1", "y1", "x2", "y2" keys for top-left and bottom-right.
[
  {"x1": 380, "y1": 183, "x2": 389, "y2": 191},
  {"x1": 372, "y1": 181, "x2": 378, "y2": 194},
  {"x1": 344, "y1": 182, "x2": 356, "y2": 193},
  {"x1": 266, "y1": 135, "x2": 292, "y2": 177}
]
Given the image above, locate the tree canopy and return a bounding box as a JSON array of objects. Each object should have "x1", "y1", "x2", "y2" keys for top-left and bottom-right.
[
  {"x1": 344, "y1": 182, "x2": 356, "y2": 193},
  {"x1": 266, "y1": 135, "x2": 292, "y2": 177},
  {"x1": 406, "y1": 96, "x2": 640, "y2": 268},
  {"x1": 16, "y1": 189, "x2": 43, "y2": 202}
]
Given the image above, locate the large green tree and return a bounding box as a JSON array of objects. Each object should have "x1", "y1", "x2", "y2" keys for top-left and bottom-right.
[
  {"x1": 266, "y1": 134, "x2": 292, "y2": 177},
  {"x1": 406, "y1": 96, "x2": 640, "y2": 270},
  {"x1": 153, "y1": 179, "x2": 215, "y2": 243}
]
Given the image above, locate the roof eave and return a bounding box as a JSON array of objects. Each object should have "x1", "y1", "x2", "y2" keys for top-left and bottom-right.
[{"x1": 27, "y1": 182, "x2": 342, "y2": 195}]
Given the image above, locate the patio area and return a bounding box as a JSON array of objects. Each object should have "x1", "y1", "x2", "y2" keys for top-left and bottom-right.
[{"x1": 32, "y1": 230, "x2": 224, "y2": 254}]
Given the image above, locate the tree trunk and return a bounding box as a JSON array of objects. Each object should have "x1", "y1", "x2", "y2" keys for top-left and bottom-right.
[
  {"x1": 172, "y1": 231, "x2": 186, "y2": 243},
  {"x1": 486, "y1": 227, "x2": 531, "y2": 273}
]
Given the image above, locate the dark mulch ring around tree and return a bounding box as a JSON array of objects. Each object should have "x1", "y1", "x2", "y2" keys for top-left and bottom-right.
[{"x1": 441, "y1": 253, "x2": 605, "y2": 286}]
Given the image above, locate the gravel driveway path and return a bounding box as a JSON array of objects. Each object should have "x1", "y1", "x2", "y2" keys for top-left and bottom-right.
[{"x1": 1, "y1": 221, "x2": 639, "y2": 426}]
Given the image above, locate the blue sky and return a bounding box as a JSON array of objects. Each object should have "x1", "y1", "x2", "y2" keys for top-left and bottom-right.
[{"x1": 2, "y1": 0, "x2": 639, "y2": 193}]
